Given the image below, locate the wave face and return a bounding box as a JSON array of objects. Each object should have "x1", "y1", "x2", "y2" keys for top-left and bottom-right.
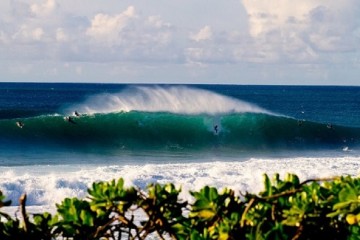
[
  {"x1": 1, "y1": 112, "x2": 359, "y2": 153},
  {"x1": 1, "y1": 86, "x2": 359, "y2": 153}
]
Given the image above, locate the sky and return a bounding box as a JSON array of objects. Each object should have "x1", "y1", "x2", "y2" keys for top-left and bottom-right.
[{"x1": 0, "y1": 0, "x2": 360, "y2": 85}]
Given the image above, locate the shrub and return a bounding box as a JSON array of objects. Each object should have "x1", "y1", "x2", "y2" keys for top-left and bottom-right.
[{"x1": 1, "y1": 174, "x2": 360, "y2": 239}]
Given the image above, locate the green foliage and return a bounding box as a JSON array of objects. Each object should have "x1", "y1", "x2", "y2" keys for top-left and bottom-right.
[
  {"x1": 189, "y1": 186, "x2": 244, "y2": 239},
  {"x1": 0, "y1": 190, "x2": 54, "y2": 240},
  {"x1": 138, "y1": 183, "x2": 187, "y2": 238},
  {"x1": 53, "y1": 197, "x2": 100, "y2": 239},
  {"x1": 88, "y1": 178, "x2": 137, "y2": 215},
  {"x1": 2, "y1": 174, "x2": 360, "y2": 239}
]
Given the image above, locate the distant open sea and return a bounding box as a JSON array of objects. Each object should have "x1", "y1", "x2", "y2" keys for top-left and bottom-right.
[{"x1": 1, "y1": 83, "x2": 360, "y2": 213}]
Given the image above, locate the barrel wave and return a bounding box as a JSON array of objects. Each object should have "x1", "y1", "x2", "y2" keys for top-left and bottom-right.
[{"x1": 1, "y1": 86, "x2": 359, "y2": 153}]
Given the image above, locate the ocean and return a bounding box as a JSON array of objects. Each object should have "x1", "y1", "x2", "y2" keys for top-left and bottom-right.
[{"x1": 1, "y1": 83, "x2": 360, "y2": 213}]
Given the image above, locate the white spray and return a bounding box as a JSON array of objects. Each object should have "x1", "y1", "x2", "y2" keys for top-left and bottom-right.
[{"x1": 66, "y1": 86, "x2": 269, "y2": 116}]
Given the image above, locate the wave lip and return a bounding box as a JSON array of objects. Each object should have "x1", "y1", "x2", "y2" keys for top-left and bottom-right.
[{"x1": 65, "y1": 86, "x2": 270, "y2": 116}]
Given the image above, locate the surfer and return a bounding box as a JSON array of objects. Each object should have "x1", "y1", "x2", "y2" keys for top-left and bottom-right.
[
  {"x1": 16, "y1": 121, "x2": 24, "y2": 128},
  {"x1": 214, "y1": 125, "x2": 218, "y2": 134},
  {"x1": 74, "y1": 111, "x2": 81, "y2": 117},
  {"x1": 64, "y1": 116, "x2": 76, "y2": 124},
  {"x1": 327, "y1": 123, "x2": 333, "y2": 129}
]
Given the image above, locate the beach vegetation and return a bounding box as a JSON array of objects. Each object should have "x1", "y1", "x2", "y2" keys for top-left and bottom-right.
[{"x1": 1, "y1": 174, "x2": 360, "y2": 239}]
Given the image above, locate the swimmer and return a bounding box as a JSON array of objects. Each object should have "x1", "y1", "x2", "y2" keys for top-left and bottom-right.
[
  {"x1": 64, "y1": 116, "x2": 76, "y2": 124},
  {"x1": 16, "y1": 121, "x2": 24, "y2": 128}
]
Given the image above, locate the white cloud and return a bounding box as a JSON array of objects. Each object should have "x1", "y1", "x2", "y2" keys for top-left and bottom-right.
[
  {"x1": 56, "y1": 28, "x2": 68, "y2": 42},
  {"x1": 190, "y1": 25, "x2": 212, "y2": 42},
  {"x1": 305, "y1": 5, "x2": 356, "y2": 52},
  {"x1": 32, "y1": 27, "x2": 44, "y2": 40},
  {"x1": 12, "y1": 25, "x2": 45, "y2": 42},
  {"x1": 82, "y1": 5, "x2": 180, "y2": 62},
  {"x1": 146, "y1": 15, "x2": 171, "y2": 29},
  {"x1": 241, "y1": 0, "x2": 359, "y2": 62},
  {"x1": 86, "y1": 6, "x2": 136, "y2": 45},
  {"x1": 1, "y1": 0, "x2": 360, "y2": 85},
  {"x1": 242, "y1": 0, "x2": 312, "y2": 37},
  {"x1": 30, "y1": 0, "x2": 57, "y2": 17}
]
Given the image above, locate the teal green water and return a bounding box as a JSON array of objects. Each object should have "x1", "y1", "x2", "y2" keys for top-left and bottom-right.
[{"x1": 1, "y1": 83, "x2": 360, "y2": 165}]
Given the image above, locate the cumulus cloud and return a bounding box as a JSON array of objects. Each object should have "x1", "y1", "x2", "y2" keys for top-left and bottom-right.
[
  {"x1": 82, "y1": 5, "x2": 180, "y2": 63},
  {"x1": 12, "y1": 25, "x2": 45, "y2": 42},
  {"x1": 86, "y1": 6, "x2": 136, "y2": 45},
  {"x1": 32, "y1": 27, "x2": 44, "y2": 40},
  {"x1": 30, "y1": 0, "x2": 57, "y2": 17},
  {"x1": 190, "y1": 25, "x2": 212, "y2": 42},
  {"x1": 55, "y1": 28, "x2": 68, "y2": 42},
  {"x1": 2, "y1": 0, "x2": 360, "y2": 84},
  {"x1": 243, "y1": 0, "x2": 311, "y2": 37},
  {"x1": 241, "y1": 0, "x2": 359, "y2": 62},
  {"x1": 146, "y1": 15, "x2": 171, "y2": 29}
]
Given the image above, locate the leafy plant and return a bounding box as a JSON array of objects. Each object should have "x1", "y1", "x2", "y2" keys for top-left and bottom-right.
[{"x1": 1, "y1": 174, "x2": 360, "y2": 239}]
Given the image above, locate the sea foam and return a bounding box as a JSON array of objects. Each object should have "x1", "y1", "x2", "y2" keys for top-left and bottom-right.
[{"x1": 1, "y1": 155, "x2": 360, "y2": 212}]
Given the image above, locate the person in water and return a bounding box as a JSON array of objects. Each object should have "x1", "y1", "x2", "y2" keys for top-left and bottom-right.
[
  {"x1": 214, "y1": 125, "x2": 218, "y2": 134},
  {"x1": 65, "y1": 116, "x2": 76, "y2": 124},
  {"x1": 16, "y1": 121, "x2": 24, "y2": 128},
  {"x1": 74, "y1": 111, "x2": 80, "y2": 117}
]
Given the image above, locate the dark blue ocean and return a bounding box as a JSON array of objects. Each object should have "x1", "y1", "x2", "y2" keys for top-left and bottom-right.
[{"x1": 1, "y1": 83, "x2": 360, "y2": 210}]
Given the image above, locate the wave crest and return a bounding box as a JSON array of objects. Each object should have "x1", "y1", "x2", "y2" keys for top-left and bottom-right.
[{"x1": 65, "y1": 86, "x2": 269, "y2": 115}]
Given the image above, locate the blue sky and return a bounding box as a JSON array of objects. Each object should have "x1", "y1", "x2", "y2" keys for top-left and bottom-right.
[{"x1": 0, "y1": 0, "x2": 359, "y2": 85}]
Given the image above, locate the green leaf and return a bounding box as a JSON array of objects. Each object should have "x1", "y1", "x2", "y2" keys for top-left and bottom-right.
[
  {"x1": 339, "y1": 187, "x2": 357, "y2": 202},
  {"x1": 263, "y1": 174, "x2": 272, "y2": 196},
  {"x1": 197, "y1": 209, "x2": 216, "y2": 220},
  {"x1": 333, "y1": 201, "x2": 353, "y2": 210},
  {"x1": 80, "y1": 210, "x2": 94, "y2": 226},
  {"x1": 193, "y1": 199, "x2": 211, "y2": 210}
]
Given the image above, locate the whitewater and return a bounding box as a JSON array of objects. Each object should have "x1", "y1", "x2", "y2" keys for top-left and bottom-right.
[{"x1": 0, "y1": 83, "x2": 360, "y2": 214}]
